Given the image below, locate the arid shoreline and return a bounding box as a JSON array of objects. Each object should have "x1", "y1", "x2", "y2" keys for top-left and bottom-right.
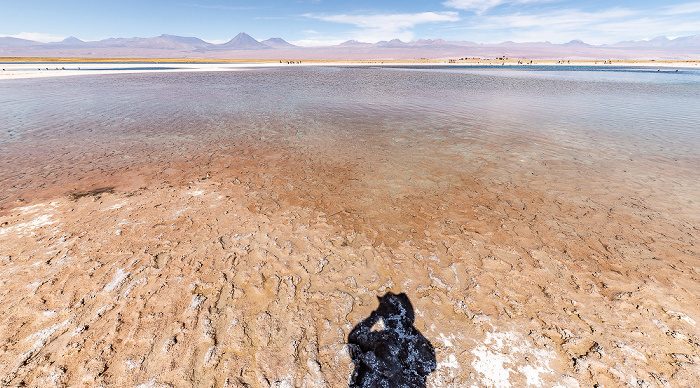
[{"x1": 1, "y1": 64, "x2": 698, "y2": 387}]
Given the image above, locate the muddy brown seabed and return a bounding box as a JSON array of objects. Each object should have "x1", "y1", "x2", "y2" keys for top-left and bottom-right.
[{"x1": 1, "y1": 74, "x2": 700, "y2": 387}]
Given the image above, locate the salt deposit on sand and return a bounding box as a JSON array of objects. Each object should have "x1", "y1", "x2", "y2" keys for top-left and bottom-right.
[
  {"x1": 1, "y1": 60, "x2": 699, "y2": 80},
  {"x1": 0, "y1": 62, "x2": 272, "y2": 80}
]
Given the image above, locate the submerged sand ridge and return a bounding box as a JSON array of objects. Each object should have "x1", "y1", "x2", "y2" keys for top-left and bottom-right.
[{"x1": 1, "y1": 67, "x2": 700, "y2": 386}]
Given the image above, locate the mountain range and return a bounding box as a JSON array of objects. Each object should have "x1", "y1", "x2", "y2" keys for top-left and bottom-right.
[{"x1": 2, "y1": 32, "x2": 700, "y2": 60}]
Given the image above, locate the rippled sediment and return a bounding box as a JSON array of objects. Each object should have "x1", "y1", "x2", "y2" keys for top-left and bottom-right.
[{"x1": 1, "y1": 66, "x2": 699, "y2": 387}]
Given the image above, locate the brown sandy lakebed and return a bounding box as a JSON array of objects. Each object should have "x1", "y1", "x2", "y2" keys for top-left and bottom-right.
[{"x1": 1, "y1": 66, "x2": 699, "y2": 387}]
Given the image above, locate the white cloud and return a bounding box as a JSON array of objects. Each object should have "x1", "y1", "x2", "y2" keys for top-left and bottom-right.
[
  {"x1": 443, "y1": 0, "x2": 554, "y2": 14},
  {"x1": 201, "y1": 38, "x2": 229, "y2": 44},
  {"x1": 303, "y1": 11, "x2": 459, "y2": 43},
  {"x1": 660, "y1": 1, "x2": 700, "y2": 15},
  {"x1": 451, "y1": 4, "x2": 700, "y2": 44},
  {"x1": 475, "y1": 8, "x2": 639, "y2": 29},
  {"x1": 306, "y1": 12, "x2": 460, "y2": 29},
  {"x1": 1, "y1": 32, "x2": 66, "y2": 43}
]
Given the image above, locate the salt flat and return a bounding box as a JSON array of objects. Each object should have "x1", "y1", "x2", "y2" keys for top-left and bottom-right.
[{"x1": 1, "y1": 59, "x2": 699, "y2": 80}]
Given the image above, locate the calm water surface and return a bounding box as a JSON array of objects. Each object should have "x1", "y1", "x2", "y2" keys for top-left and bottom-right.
[{"x1": 1, "y1": 66, "x2": 699, "y2": 209}]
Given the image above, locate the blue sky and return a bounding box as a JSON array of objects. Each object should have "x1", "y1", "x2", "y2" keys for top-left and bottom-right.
[{"x1": 1, "y1": 0, "x2": 699, "y2": 46}]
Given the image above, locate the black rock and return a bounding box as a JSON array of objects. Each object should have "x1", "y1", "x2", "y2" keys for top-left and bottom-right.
[{"x1": 348, "y1": 292, "x2": 436, "y2": 388}]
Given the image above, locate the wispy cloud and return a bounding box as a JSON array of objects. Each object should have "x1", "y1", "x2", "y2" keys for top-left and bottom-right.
[
  {"x1": 306, "y1": 12, "x2": 460, "y2": 29},
  {"x1": 449, "y1": 4, "x2": 700, "y2": 44},
  {"x1": 443, "y1": 0, "x2": 554, "y2": 14},
  {"x1": 303, "y1": 11, "x2": 460, "y2": 42},
  {"x1": 474, "y1": 8, "x2": 639, "y2": 29},
  {"x1": 0, "y1": 32, "x2": 66, "y2": 43},
  {"x1": 660, "y1": 1, "x2": 700, "y2": 15},
  {"x1": 201, "y1": 38, "x2": 229, "y2": 44}
]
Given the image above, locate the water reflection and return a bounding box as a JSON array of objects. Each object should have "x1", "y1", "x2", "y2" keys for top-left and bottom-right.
[
  {"x1": 1, "y1": 67, "x2": 699, "y2": 210},
  {"x1": 348, "y1": 292, "x2": 436, "y2": 387}
]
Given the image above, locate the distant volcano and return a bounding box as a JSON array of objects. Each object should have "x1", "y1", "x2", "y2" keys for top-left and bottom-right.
[
  {"x1": 261, "y1": 37, "x2": 296, "y2": 48},
  {"x1": 56, "y1": 36, "x2": 85, "y2": 45},
  {"x1": 219, "y1": 32, "x2": 268, "y2": 49}
]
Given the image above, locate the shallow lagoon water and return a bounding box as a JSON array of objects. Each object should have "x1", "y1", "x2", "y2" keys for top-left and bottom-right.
[
  {"x1": 1, "y1": 65, "x2": 699, "y2": 244},
  {"x1": 1, "y1": 66, "x2": 699, "y2": 387}
]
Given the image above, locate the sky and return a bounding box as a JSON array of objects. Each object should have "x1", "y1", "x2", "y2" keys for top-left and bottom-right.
[{"x1": 1, "y1": 0, "x2": 700, "y2": 46}]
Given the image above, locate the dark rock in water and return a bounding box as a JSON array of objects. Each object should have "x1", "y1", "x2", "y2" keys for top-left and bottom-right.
[{"x1": 348, "y1": 292, "x2": 436, "y2": 388}]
